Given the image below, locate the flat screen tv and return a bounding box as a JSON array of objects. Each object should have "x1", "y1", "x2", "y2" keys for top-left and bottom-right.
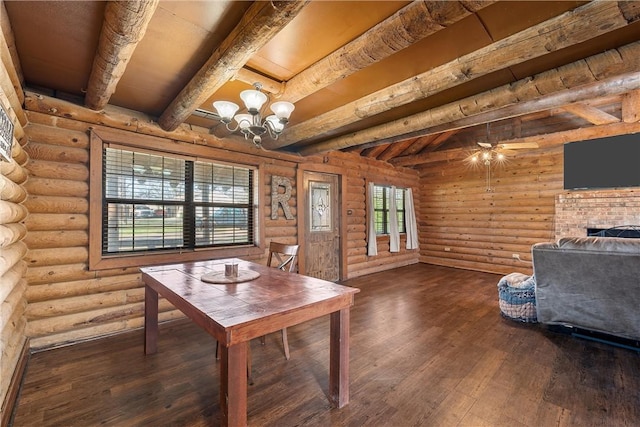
[{"x1": 563, "y1": 134, "x2": 640, "y2": 190}]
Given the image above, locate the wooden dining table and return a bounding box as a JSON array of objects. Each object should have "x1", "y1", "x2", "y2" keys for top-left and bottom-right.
[{"x1": 141, "y1": 258, "x2": 359, "y2": 427}]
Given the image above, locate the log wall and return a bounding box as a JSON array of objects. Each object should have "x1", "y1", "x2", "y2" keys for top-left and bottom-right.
[
  {"x1": 0, "y1": 26, "x2": 29, "y2": 422},
  {"x1": 20, "y1": 94, "x2": 419, "y2": 353},
  {"x1": 417, "y1": 146, "x2": 564, "y2": 276}
]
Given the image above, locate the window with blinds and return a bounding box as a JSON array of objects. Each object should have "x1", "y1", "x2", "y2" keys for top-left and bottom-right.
[
  {"x1": 102, "y1": 146, "x2": 254, "y2": 255},
  {"x1": 373, "y1": 184, "x2": 406, "y2": 235}
]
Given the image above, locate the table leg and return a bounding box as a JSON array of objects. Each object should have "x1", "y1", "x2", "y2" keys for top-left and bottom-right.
[
  {"x1": 144, "y1": 284, "x2": 159, "y2": 355},
  {"x1": 329, "y1": 308, "x2": 350, "y2": 408},
  {"x1": 220, "y1": 342, "x2": 248, "y2": 427}
]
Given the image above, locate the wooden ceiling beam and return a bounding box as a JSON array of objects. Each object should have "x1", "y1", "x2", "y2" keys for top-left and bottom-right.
[
  {"x1": 85, "y1": 0, "x2": 159, "y2": 111},
  {"x1": 273, "y1": 1, "x2": 637, "y2": 149},
  {"x1": 234, "y1": 67, "x2": 284, "y2": 95},
  {"x1": 322, "y1": 71, "x2": 640, "y2": 157},
  {"x1": 157, "y1": 1, "x2": 308, "y2": 132},
  {"x1": 376, "y1": 139, "x2": 416, "y2": 162},
  {"x1": 398, "y1": 134, "x2": 439, "y2": 157},
  {"x1": 622, "y1": 89, "x2": 640, "y2": 123},
  {"x1": 343, "y1": 145, "x2": 366, "y2": 155},
  {"x1": 559, "y1": 103, "x2": 620, "y2": 125},
  {"x1": 299, "y1": 40, "x2": 640, "y2": 156},
  {"x1": 278, "y1": 0, "x2": 494, "y2": 105},
  {"x1": 415, "y1": 130, "x2": 459, "y2": 155},
  {"x1": 362, "y1": 144, "x2": 389, "y2": 159}
]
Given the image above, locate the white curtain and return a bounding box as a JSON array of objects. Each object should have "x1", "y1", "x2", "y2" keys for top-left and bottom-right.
[
  {"x1": 405, "y1": 188, "x2": 419, "y2": 250},
  {"x1": 389, "y1": 186, "x2": 400, "y2": 253},
  {"x1": 367, "y1": 182, "x2": 378, "y2": 256}
]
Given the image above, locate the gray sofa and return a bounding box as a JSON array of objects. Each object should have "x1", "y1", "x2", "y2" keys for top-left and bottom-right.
[{"x1": 532, "y1": 236, "x2": 640, "y2": 341}]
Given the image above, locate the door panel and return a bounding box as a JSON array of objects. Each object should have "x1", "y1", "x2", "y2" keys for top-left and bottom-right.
[{"x1": 303, "y1": 172, "x2": 340, "y2": 281}]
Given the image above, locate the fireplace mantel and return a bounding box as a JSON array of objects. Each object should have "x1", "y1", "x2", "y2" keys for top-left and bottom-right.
[{"x1": 555, "y1": 189, "x2": 640, "y2": 239}]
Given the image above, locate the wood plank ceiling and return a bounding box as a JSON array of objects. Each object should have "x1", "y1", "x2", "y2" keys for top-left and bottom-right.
[{"x1": 4, "y1": 0, "x2": 640, "y2": 166}]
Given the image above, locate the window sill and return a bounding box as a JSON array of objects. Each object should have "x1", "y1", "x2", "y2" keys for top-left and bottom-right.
[{"x1": 89, "y1": 245, "x2": 264, "y2": 271}]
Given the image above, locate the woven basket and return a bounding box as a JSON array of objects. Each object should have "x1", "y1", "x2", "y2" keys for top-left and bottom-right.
[{"x1": 497, "y1": 273, "x2": 537, "y2": 323}]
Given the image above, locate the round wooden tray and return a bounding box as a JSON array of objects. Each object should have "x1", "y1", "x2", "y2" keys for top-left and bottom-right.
[{"x1": 201, "y1": 269, "x2": 260, "y2": 284}]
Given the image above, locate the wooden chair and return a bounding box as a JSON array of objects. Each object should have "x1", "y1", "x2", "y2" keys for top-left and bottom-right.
[
  {"x1": 267, "y1": 241, "x2": 300, "y2": 273},
  {"x1": 262, "y1": 241, "x2": 300, "y2": 359}
]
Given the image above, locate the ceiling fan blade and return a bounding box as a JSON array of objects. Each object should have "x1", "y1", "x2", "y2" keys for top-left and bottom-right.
[
  {"x1": 498, "y1": 149, "x2": 518, "y2": 156},
  {"x1": 498, "y1": 142, "x2": 539, "y2": 150},
  {"x1": 477, "y1": 142, "x2": 492, "y2": 148}
]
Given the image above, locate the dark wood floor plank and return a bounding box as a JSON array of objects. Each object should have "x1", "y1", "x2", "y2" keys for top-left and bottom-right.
[{"x1": 11, "y1": 264, "x2": 640, "y2": 426}]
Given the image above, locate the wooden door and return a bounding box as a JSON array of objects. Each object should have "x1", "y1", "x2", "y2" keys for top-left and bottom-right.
[{"x1": 303, "y1": 171, "x2": 340, "y2": 281}]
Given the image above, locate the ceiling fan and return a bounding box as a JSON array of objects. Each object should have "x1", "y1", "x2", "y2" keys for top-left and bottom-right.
[
  {"x1": 469, "y1": 140, "x2": 539, "y2": 167},
  {"x1": 468, "y1": 124, "x2": 539, "y2": 191},
  {"x1": 475, "y1": 140, "x2": 539, "y2": 156}
]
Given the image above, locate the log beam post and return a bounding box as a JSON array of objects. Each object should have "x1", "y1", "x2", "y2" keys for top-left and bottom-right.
[
  {"x1": 560, "y1": 103, "x2": 620, "y2": 125},
  {"x1": 85, "y1": 0, "x2": 159, "y2": 111},
  {"x1": 157, "y1": 1, "x2": 308, "y2": 132},
  {"x1": 622, "y1": 89, "x2": 640, "y2": 123}
]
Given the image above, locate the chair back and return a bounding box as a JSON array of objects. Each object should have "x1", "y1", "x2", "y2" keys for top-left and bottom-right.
[{"x1": 267, "y1": 242, "x2": 300, "y2": 272}]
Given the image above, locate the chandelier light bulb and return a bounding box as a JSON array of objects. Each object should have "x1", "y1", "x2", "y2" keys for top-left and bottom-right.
[
  {"x1": 266, "y1": 115, "x2": 285, "y2": 133},
  {"x1": 233, "y1": 114, "x2": 253, "y2": 130},
  {"x1": 270, "y1": 101, "x2": 295, "y2": 122},
  {"x1": 213, "y1": 101, "x2": 239, "y2": 123},
  {"x1": 240, "y1": 89, "x2": 268, "y2": 114}
]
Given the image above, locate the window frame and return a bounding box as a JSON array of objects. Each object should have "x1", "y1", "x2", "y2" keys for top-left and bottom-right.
[
  {"x1": 372, "y1": 184, "x2": 406, "y2": 236},
  {"x1": 89, "y1": 128, "x2": 264, "y2": 270}
]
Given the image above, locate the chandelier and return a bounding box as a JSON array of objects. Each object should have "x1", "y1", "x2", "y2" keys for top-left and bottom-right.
[{"x1": 212, "y1": 82, "x2": 295, "y2": 147}]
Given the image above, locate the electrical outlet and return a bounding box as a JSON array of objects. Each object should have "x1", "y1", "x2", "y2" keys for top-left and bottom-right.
[
  {"x1": 512, "y1": 253, "x2": 521, "y2": 260},
  {"x1": 444, "y1": 247, "x2": 451, "y2": 252}
]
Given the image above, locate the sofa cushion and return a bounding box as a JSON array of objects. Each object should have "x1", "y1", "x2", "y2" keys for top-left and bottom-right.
[{"x1": 557, "y1": 236, "x2": 640, "y2": 254}]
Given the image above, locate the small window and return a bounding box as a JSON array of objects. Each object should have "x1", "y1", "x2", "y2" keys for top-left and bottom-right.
[{"x1": 373, "y1": 185, "x2": 406, "y2": 235}]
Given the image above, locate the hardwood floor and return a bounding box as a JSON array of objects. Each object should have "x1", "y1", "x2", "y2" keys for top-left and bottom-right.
[{"x1": 11, "y1": 264, "x2": 640, "y2": 426}]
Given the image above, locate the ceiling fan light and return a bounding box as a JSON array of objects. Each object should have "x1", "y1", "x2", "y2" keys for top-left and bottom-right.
[
  {"x1": 213, "y1": 101, "x2": 239, "y2": 123},
  {"x1": 240, "y1": 89, "x2": 267, "y2": 113},
  {"x1": 270, "y1": 101, "x2": 295, "y2": 121}
]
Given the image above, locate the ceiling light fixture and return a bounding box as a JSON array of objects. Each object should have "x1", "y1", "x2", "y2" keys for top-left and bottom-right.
[
  {"x1": 466, "y1": 123, "x2": 507, "y2": 192},
  {"x1": 467, "y1": 146, "x2": 506, "y2": 193},
  {"x1": 212, "y1": 82, "x2": 295, "y2": 147}
]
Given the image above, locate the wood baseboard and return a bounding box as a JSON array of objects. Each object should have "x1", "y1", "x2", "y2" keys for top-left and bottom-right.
[{"x1": 1, "y1": 338, "x2": 30, "y2": 427}]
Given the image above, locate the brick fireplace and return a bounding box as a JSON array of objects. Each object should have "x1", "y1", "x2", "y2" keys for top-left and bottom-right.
[{"x1": 554, "y1": 190, "x2": 640, "y2": 239}]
